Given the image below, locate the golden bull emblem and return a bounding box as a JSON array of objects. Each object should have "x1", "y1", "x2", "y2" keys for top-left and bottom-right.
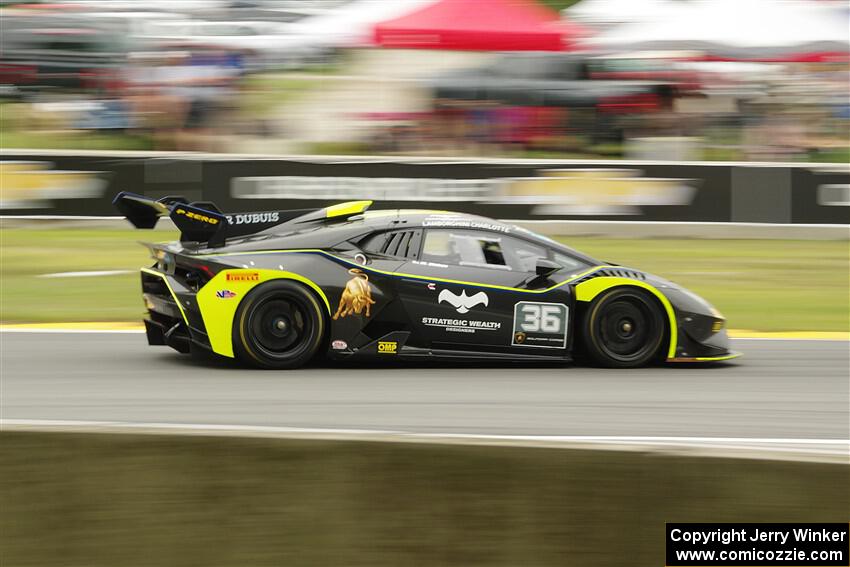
[{"x1": 333, "y1": 269, "x2": 376, "y2": 320}]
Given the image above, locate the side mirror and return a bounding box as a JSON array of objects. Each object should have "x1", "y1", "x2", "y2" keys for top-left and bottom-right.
[{"x1": 535, "y1": 258, "x2": 560, "y2": 277}]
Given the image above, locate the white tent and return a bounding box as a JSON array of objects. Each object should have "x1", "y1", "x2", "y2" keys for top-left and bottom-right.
[
  {"x1": 583, "y1": 0, "x2": 850, "y2": 59},
  {"x1": 564, "y1": 0, "x2": 677, "y2": 28}
]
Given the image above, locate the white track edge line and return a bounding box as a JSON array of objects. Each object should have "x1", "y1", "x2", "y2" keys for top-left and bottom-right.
[
  {"x1": 2, "y1": 419, "x2": 848, "y2": 454},
  {"x1": 0, "y1": 328, "x2": 145, "y2": 333}
]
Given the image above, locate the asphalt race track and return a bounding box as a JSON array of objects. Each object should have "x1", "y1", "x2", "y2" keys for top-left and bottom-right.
[{"x1": 1, "y1": 332, "x2": 848, "y2": 439}]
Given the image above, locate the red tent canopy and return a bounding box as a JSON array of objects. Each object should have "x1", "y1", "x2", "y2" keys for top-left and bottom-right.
[{"x1": 373, "y1": 0, "x2": 577, "y2": 51}]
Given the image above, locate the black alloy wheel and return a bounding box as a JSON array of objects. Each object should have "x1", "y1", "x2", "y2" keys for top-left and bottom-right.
[
  {"x1": 234, "y1": 280, "x2": 326, "y2": 369},
  {"x1": 582, "y1": 287, "x2": 666, "y2": 368}
]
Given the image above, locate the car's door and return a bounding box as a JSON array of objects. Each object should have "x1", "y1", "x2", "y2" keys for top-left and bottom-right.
[
  {"x1": 328, "y1": 229, "x2": 418, "y2": 349},
  {"x1": 397, "y1": 228, "x2": 574, "y2": 355}
]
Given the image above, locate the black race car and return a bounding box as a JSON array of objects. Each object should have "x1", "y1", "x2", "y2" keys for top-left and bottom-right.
[{"x1": 114, "y1": 192, "x2": 739, "y2": 369}]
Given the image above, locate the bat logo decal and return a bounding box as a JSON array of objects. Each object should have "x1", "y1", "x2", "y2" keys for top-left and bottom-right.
[{"x1": 438, "y1": 289, "x2": 489, "y2": 314}]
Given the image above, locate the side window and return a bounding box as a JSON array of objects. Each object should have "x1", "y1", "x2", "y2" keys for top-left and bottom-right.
[
  {"x1": 359, "y1": 230, "x2": 421, "y2": 259},
  {"x1": 421, "y1": 230, "x2": 547, "y2": 272},
  {"x1": 500, "y1": 236, "x2": 548, "y2": 272},
  {"x1": 421, "y1": 229, "x2": 507, "y2": 270}
]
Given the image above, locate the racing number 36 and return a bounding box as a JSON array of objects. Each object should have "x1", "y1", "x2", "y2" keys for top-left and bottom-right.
[
  {"x1": 512, "y1": 302, "x2": 569, "y2": 348},
  {"x1": 519, "y1": 303, "x2": 562, "y2": 332}
]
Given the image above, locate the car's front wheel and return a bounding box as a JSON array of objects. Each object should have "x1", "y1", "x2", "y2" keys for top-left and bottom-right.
[
  {"x1": 233, "y1": 280, "x2": 326, "y2": 369},
  {"x1": 582, "y1": 287, "x2": 666, "y2": 368}
]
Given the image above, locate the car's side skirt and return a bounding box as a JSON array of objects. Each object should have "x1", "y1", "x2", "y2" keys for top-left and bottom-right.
[{"x1": 335, "y1": 345, "x2": 572, "y2": 363}]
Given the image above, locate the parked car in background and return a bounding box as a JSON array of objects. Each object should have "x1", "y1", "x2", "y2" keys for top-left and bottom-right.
[
  {"x1": 0, "y1": 6, "x2": 183, "y2": 92},
  {"x1": 138, "y1": 19, "x2": 332, "y2": 70},
  {"x1": 427, "y1": 52, "x2": 683, "y2": 145}
]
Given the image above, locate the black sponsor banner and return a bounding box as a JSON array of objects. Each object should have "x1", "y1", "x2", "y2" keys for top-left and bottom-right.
[
  {"x1": 0, "y1": 152, "x2": 846, "y2": 224},
  {"x1": 791, "y1": 167, "x2": 850, "y2": 224},
  {"x1": 666, "y1": 523, "x2": 849, "y2": 566}
]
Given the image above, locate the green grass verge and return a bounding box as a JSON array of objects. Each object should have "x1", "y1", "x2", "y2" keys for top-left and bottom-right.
[
  {"x1": 237, "y1": 73, "x2": 326, "y2": 115},
  {"x1": 1, "y1": 228, "x2": 847, "y2": 331},
  {"x1": 0, "y1": 228, "x2": 176, "y2": 323},
  {"x1": 0, "y1": 131, "x2": 155, "y2": 151},
  {"x1": 555, "y1": 237, "x2": 849, "y2": 332},
  {"x1": 2, "y1": 431, "x2": 848, "y2": 567},
  {"x1": 0, "y1": 102, "x2": 154, "y2": 150}
]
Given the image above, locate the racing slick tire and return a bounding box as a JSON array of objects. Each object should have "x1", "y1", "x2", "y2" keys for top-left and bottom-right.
[
  {"x1": 233, "y1": 280, "x2": 326, "y2": 369},
  {"x1": 582, "y1": 287, "x2": 665, "y2": 368}
]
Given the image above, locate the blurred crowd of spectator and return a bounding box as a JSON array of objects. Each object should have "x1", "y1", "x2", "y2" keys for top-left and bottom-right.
[{"x1": 1, "y1": 0, "x2": 848, "y2": 162}]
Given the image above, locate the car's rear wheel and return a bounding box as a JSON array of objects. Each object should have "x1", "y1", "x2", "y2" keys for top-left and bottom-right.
[
  {"x1": 582, "y1": 287, "x2": 666, "y2": 368},
  {"x1": 233, "y1": 280, "x2": 326, "y2": 369}
]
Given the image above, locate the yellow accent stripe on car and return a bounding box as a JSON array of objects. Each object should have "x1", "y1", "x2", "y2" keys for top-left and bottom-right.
[
  {"x1": 196, "y1": 249, "x2": 610, "y2": 294},
  {"x1": 574, "y1": 277, "x2": 678, "y2": 359},
  {"x1": 195, "y1": 268, "x2": 330, "y2": 358},
  {"x1": 140, "y1": 267, "x2": 188, "y2": 324},
  {"x1": 668, "y1": 352, "x2": 742, "y2": 363},
  {"x1": 325, "y1": 200, "x2": 372, "y2": 218}
]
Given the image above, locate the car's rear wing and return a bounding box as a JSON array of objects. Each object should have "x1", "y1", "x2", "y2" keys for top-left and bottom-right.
[{"x1": 113, "y1": 192, "x2": 372, "y2": 247}]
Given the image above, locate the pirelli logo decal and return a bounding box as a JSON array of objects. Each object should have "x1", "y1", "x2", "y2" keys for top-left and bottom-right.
[
  {"x1": 226, "y1": 272, "x2": 260, "y2": 282},
  {"x1": 174, "y1": 208, "x2": 220, "y2": 225}
]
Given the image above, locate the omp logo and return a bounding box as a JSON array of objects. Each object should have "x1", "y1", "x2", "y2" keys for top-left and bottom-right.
[
  {"x1": 0, "y1": 161, "x2": 106, "y2": 209},
  {"x1": 438, "y1": 289, "x2": 488, "y2": 314},
  {"x1": 226, "y1": 212, "x2": 280, "y2": 224},
  {"x1": 226, "y1": 272, "x2": 260, "y2": 281},
  {"x1": 174, "y1": 208, "x2": 219, "y2": 225},
  {"x1": 377, "y1": 341, "x2": 397, "y2": 354}
]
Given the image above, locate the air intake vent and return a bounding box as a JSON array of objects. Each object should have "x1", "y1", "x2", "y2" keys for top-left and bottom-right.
[
  {"x1": 578, "y1": 268, "x2": 646, "y2": 282},
  {"x1": 380, "y1": 230, "x2": 420, "y2": 259}
]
